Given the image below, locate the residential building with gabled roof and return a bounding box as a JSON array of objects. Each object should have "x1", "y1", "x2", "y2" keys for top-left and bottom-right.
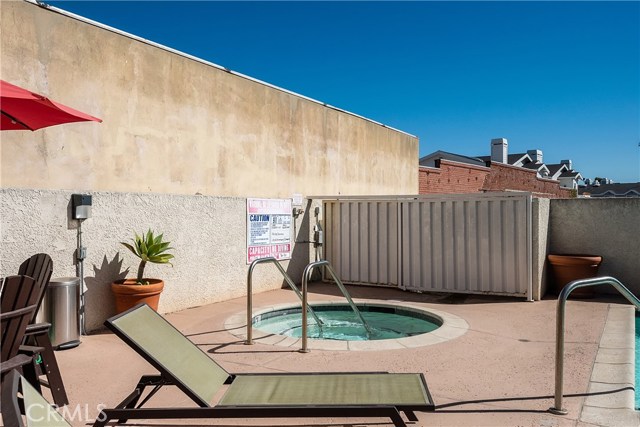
[
  {"x1": 478, "y1": 153, "x2": 533, "y2": 167},
  {"x1": 546, "y1": 163, "x2": 569, "y2": 180},
  {"x1": 419, "y1": 150, "x2": 486, "y2": 168},
  {"x1": 579, "y1": 182, "x2": 640, "y2": 198},
  {"x1": 477, "y1": 145, "x2": 550, "y2": 179},
  {"x1": 521, "y1": 161, "x2": 551, "y2": 177},
  {"x1": 418, "y1": 137, "x2": 582, "y2": 198},
  {"x1": 558, "y1": 170, "x2": 583, "y2": 190}
]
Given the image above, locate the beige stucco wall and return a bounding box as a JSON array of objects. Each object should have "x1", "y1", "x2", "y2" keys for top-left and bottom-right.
[
  {"x1": 0, "y1": 1, "x2": 417, "y2": 329},
  {"x1": 531, "y1": 197, "x2": 550, "y2": 300},
  {"x1": 1, "y1": 1, "x2": 417, "y2": 197},
  {"x1": 548, "y1": 198, "x2": 640, "y2": 296},
  {"x1": 1, "y1": 188, "x2": 319, "y2": 331}
]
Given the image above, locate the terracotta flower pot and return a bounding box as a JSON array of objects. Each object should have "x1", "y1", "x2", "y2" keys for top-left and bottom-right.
[
  {"x1": 547, "y1": 254, "x2": 602, "y2": 298},
  {"x1": 111, "y1": 279, "x2": 164, "y2": 313}
]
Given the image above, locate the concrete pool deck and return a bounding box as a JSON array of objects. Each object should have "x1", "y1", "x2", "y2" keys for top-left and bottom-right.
[{"x1": 50, "y1": 283, "x2": 638, "y2": 427}]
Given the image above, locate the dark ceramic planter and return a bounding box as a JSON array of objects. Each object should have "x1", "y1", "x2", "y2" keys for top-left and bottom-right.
[{"x1": 547, "y1": 254, "x2": 602, "y2": 298}]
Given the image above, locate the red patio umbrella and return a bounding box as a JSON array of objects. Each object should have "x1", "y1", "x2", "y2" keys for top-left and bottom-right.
[{"x1": 0, "y1": 79, "x2": 102, "y2": 131}]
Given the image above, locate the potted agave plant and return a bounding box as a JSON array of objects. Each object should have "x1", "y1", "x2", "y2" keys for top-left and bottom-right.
[{"x1": 111, "y1": 229, "x2": 174, "y2": 313}]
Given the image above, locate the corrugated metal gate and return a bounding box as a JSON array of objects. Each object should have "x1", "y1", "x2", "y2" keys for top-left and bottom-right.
[{"x1": 323, "y1": 193, "x2": 532, "y2": 299}]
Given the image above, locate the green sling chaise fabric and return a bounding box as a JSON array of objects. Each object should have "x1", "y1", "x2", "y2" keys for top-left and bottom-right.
[
  {"x1": 1, "y1": 370, "x2": 72, "y2": 427},
  {"x1": 94, "y1": 303, "x2": 435, "y2": 427}
]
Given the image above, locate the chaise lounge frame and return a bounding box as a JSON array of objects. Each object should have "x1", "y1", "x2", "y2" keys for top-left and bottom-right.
[{"x1": 94, "y1": 303, "x2": 435, "y2": 427}]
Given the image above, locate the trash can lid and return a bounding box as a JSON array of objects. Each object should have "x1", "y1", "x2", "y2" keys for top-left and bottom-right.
[{"x1": 49, "y1": 277, "x2": 80, "y2": 287}]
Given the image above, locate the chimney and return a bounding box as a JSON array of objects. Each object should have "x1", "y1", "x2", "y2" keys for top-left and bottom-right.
[
  {"x1": 527, "y1": 149, "x2": 543, "y2": 163},
  {"x1": 490, "y1": 138, "x2": 508, "y2": 163},
  {"x1": 560, "y1": 159, "x2": 572, "y2": 170}
]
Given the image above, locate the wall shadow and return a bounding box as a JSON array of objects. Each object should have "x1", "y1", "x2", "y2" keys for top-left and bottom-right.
[
  {"x1": 84, "y1": 253, "x2": 128, "y2": 332},
  {"x1": 285, "y1": 198, "x2": 317, "y2": 286},
  {"x1": 305, "y1": 281, "x2": 530, "y2": 306},
  {"x1": 435, "y1": 386, "x2": 634, "y2": 413}
]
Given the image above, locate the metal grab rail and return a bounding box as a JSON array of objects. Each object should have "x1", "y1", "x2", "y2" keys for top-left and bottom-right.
[
  {"x1": 549, "y1": 276, "x2": 640, "y2": 415},
  {"x1": 301, "y1": 260, "x2": 373, "y2": 353},
  {"x1": 246, "y1": 257, "x2": 323, "y2": 345}
]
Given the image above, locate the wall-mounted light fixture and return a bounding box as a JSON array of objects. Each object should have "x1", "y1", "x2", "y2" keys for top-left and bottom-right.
[{"x1": 71, "y1": 194, "x2": 92, "y2": 220}]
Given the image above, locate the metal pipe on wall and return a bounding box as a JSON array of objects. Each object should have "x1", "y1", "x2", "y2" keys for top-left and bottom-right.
[{"x1": 76, "y1": 221, "x2": 87, "y2": 335}]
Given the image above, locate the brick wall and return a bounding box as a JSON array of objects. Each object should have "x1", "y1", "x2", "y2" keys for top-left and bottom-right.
[
  {"x1": 419, "y1": 159, "x2": 572, "y2": 198},
  {"x1": 419, "y1": 160, "x2": 490, "y2": 194},
  {"x1": 483, "y1": 162, "x2": 572, "y2": 198}
]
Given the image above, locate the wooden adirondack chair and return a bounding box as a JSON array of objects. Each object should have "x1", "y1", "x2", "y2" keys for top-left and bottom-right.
[
  {"x1": 0, "y1": 275, "x2": 39, "y2": 383},
  {"x1": 17, "y1": 253, "x2": 69, "y2": 406},
  {"x1": 18, "y1": 254, "x2": 54, "y2": 324}
]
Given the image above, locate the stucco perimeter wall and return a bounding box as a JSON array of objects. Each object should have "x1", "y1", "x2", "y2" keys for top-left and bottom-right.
[
  {"x1": 0, "y1": 188, "x2": 315, "y2": 331},
  {"x1": 532, "y1": 197, "x2": 550, "y2": 300},
  {"x1": 549, "y1": 198, "x2": 640, "y2": 295},
  {"x1": 0, "y1": 2, "x2": 417, "y2": 197}
]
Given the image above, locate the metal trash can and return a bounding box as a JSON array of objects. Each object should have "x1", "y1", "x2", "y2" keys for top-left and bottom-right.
[{"x1": 40, "y1": 277, "x2": 81, "y2": 350}]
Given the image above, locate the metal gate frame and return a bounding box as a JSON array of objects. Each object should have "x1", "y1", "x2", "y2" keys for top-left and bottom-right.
[{"x1": 322, "y1": 193, "x2": 532, "y2": 300}]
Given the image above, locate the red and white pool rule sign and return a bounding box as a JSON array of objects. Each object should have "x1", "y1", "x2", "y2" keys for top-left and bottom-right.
[{"x1": 246, "y1": 198, "x2": 292, "y2": 264}]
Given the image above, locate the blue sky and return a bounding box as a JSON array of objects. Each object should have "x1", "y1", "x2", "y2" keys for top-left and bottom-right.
[{"x1": 48, "y1": 1, "x2": 639, "y2": 182}]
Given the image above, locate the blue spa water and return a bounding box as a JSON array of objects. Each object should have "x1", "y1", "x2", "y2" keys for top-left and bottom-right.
[
  {"x1": 635, "y1": 314, "x2": 639, "y2": 409},
  {"x1": 252, "y1": 304, "x2": 442, "y2": 341}
]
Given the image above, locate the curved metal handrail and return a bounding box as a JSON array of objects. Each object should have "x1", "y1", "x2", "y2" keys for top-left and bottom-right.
[
  {"x1": 246, "y1": 257, "x2": 323, "y2": 345},
  {"x1": 301, "y1": 260, "x2": 373, "y2": 353},
  {"x1": 549, "y1": 276, "x2": 640, "y2": 415}
]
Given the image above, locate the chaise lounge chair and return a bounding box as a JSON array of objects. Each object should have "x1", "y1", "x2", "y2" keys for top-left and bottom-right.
[
  {"x1": 1, "y1": 370, "x2": 72, "y2": 427},
  {"x1": 94, "y1": 303, "x2": 435, "y2": 427}
]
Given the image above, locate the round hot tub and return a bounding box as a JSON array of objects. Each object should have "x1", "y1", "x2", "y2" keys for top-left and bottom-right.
[
  {"x1": 225, "y1": 301, "x2": 469, "y2": 351},
  {"x1": 253, "y1": 303, "x2": 442, "y2": 341}
]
